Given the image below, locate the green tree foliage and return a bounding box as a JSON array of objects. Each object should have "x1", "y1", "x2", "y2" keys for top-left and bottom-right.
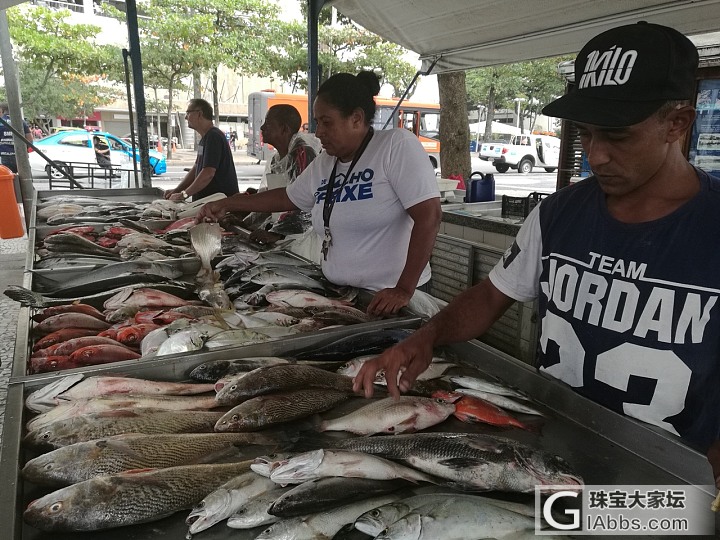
[{"x1": 3, "y1": 6, "x2": 122, "y2": 124}]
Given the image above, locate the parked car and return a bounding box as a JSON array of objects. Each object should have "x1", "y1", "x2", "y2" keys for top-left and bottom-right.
[
  {"x1": 29, "y1": 130, "x2": 167, "y2": 179},
  {"x1": 479, "y1": 134, "x2": 560, "y2": 173}
]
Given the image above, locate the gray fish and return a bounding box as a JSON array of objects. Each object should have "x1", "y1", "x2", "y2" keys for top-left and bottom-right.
[
  {"x1": 23, "y1": 410, "x2": 225, "y2": 449},
  {"x1": 295, "y1": 328, "x2": 415, "y2": 361},
  {"x1": 33, "y1": 256, "x2": 117, "y2": 270},
  {"x1": 269, "y1": 477, "x2": 412, "y2": 518},
  {"x1": 44, "y1": 232, "x2": 119, "y2": 255},
  {"x1": 255, "y1": 495, "x2": 401, "y2": 540},
  {"x1": 23, "y1": 461, "x2": 253, "y2": 532},
  {"x1": 215, "y1": 388, "x2": 351, "y2": 432},
  {"x1": 250, "y1": 267, "x2": 328, "y2": 291},
  {"x1": 214, "y1": 364, "x2": 355, "y2": 405},
  {"x1": 189, "y1": 357, "x2": 292, "y2": 382},
  {"x1": 337, "y1": 432, "x2": 583, "y2": 493},
  {"x1": 22, "y1": 432, "x2": 290, "y2": 486},
  {"x1": 226, "y1": 488, "x2": 288, "y2": 529},
  {"x1": 203, "y1": 328, "x2": 273, "y2": 350}
]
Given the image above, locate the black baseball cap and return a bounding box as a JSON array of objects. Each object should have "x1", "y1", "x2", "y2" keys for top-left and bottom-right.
[{"x1": 542, "y1": 22, "x2": 698, "y2": 127}]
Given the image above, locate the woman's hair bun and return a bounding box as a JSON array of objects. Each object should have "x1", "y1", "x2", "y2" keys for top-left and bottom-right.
[{"x1": 356, "y1": 71, "x2": 381, "y2": 97}]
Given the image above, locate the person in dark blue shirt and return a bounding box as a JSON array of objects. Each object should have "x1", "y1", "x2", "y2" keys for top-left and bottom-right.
[{"x1": 0, "y1": 103, "x2": 33, "y2": 173}]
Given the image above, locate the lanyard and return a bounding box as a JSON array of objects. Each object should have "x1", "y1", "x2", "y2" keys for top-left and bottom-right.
[{"x1": 321, "y1": 127, "x2": 374, "y2": 260}]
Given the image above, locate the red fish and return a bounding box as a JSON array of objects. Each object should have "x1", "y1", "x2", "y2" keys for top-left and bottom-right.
[
  {"x1": 32, "y1": 304, "x2": 106, "y2": 323},
  {"x1": 69, "y1": 344, "x2": 142, "y2": 366},
  {"x1": 160, "y1": 217, "x2": 196, "y2": 233},
  {"x1": 134, "y1": 310, "x2": 192, "y2": 325},
  {"x1": 103, "y1": 226, "x2": 136, "y2": 239},
  {"x1": 32, "y1": 336, "x2": 128, "y2": 357},
  {"x1": 30, "y1": 355, "x2": 85, "y2": 374},
  {"x1": 116, "y1": 324, "x2": 161, "y2": 347},
  {"x1": 432, "y1": 390, "x2": 533, "y2": 431},
  {"x1": 34, "y1": 313, "x2": 111, "y2": 334},
  {"x1": 32, "y1": 328, "x2": 98, "y2": 352},
  {"x1": 96, "y1": 236, "x2": 118, "y2": 249},
  {"x1": 104, "y1": 288, "x2": 195, "y2": 310},
  {"x1": 45, "y1": 226, "x2": 97, "y2": 238}
]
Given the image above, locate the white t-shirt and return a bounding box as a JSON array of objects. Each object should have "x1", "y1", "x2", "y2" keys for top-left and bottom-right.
[{"x1": 287, "y1": 128, "x2": 439, "y2": 291}]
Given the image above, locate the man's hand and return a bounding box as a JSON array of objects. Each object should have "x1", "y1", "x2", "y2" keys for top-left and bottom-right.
[
  {"x1": 163, "y1": 189, "x2": 175, "y2": 200},
  {"x1": 352, "y1": 333, "x2": 434, "y2": 399},
  {"x1": 168, "y1": 192, "x2": 186, "y2": 202},
  {"x1": 367, "y1": 287, "x2": 413, "y2": 317},
  {"x1": 195, "y1": 200, "x2": 228, "y2": 223}
]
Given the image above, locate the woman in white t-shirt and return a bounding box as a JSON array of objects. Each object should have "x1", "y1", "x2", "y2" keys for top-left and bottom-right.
[{"x1": 197, "y1": 71, "x2": 441, "y2": 316}]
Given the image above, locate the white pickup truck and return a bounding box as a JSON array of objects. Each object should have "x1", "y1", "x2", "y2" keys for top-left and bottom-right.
[{"x1": 479, "y1": 134, "x2": 560, "y2": 173}]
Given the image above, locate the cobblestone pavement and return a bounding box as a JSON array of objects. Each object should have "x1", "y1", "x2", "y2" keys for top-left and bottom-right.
[{"x1": 0, "y1": 236, "x2": 28, "y2": 453}]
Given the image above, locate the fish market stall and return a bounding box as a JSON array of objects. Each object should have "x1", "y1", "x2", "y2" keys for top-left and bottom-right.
[{"x1": 1, "y1": 332, "x2": 716, "y2": 539}]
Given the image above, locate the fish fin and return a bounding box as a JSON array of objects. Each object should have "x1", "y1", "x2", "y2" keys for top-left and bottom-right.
[
  {"x1": 4, "y1": 286, "x2": 47, "y2": 308},
  {"x1": 437, "y1": 457, "x2": 489, "y2": 470}
]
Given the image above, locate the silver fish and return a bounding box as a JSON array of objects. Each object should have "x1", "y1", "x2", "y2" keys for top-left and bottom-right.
[
  {"x1": 269, "y1": 449, "x2": 435, "y2": 485},
  {"x1": 185, "y1": 470, "x2": 278, "y2": 534},
  {"x1": 154, "y1": 323, "x2": 224, "y2": 356},
  {"x1": 189, "y1": 357, "x2": 292, "y2": 382},
  {"x1": 226, "y1": 488, "x2": 288, "y2": 529},
  {"x1": 203, "y1": 328, "x2": 273, "y2": 350},
  {"x1": 337, "y1": 432, "x2": 583, "y2": 493},
  {"x1": 266, "y1": 289, "x2": 355, "y2": 308},
  {"x1": 319, "y1": 396, "x2": 456, "y2": 435},
  {"x1": 454, "y1": 388, "x2": 545, "y2": 416},
  {"x1": 23, "y1": 461, "x2": 253, "y2": 532},
  {"x1": 450, "y1": 375, "x2": 529, "y2": 399},
  {"x1": 354, "y1": 491, "x2": 460, "y2": 536}
]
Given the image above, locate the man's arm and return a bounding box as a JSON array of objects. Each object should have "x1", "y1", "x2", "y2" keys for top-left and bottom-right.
[
  {"x1": 168, "y1": 166, "x2": 216, "y2": 201},
  {"x1": 165, "y1": 164, "x2": 197, "y2": 199},
  {"x1": 354, "y1": 278, "x2": 515, "y2": 398},
  {"x1": 196, "y1": 187, "x2": 298, "y2": 223}
]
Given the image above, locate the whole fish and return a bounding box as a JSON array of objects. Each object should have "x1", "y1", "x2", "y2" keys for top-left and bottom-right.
[
  {"x1": 43, "y1": 232, "x2": 119, "y2": 256},
  {"x1": 236, "y1": 311, "x2": 300, "y2": 328},
  {"x1": 433, "y1": 390, "x2": 534, "y2": 430},
  {"x1": 295, "y1": 328, "x2": 414, "y2": 361},
  {"x1": 154, "y1": 323, "x2": 224, "y2": 356},
  {"x1": 455, "y1": 388, "x2": 545, "y2": 416},
  {"x1": 251, "y1": 268, "x2": 328, "y2": 291},
  {"x1": 256, "y1": 495, "x2": 401, "y2": 540},
  {"x1": 269, "y1": 449, "x2": 435, "y2": 485},
  {"x1": 337, "y1": 432, "x2": 583, "y2": 493},
  {"x1": 31, "y1": 304, "x2": 106, "y2": 323},
  {"x1": 68, "y1": 344, "x2": 141, "y2": 366},
  {"x1": 337, "y1": 356, "x2": 454, "y2": 381},
  {"x1": 23, "y1": 410, "x2": 225, "y2": 448},
  {"x1": 215, "y1": 388, "x2": 351, "y2": 432},
  {"x1": 134, "y1": 309, "x2": 191, "y2": 325},
  {"x1": 23, "y1": 461, "x2": 253, "y2": 532},
  {"x1": 249, "y1": 452, "x2": 295, "y2": 477},
  {"x1": 266, "y1": 289, "x2": 355, "y2": 308},
  {"x1": 269, "y1": 477, "x2": 411, "y2": 518},
  {"x1": 37, "y1": 203, "x2": 84, "y2": 219},
  {"x1": 31, "y1": 336, "x2": 129, "y2": 359},
  {"x1": 304, "y1": 305, "x2": 375, "y2": 325},
  {"x1": 30, "y1": 355, "x2": 84, "y2": 374},
  {"x1": 226, "y1": 488, "x2": 287, "y2": 529},
  {"x1": 185, "y1": 470, "x2": 278, "y2": 535},
  {"x1": 203, "y1": 328, "x2": 274, "y2": 350},
  {"x1": 139, "y1": 318, "x2": 193, "y2": 356},
  {"x1": 22, "y1": 432, "x2": 287, "y2": 486},
  {"x1": 375, "y1": 494, "x2": 538, "y2": 540},
  {"x1": 32, "y1": 328, "x2": 99, "y2": 351},
  {"x1": 34, "y1": 313, "x2": 112, "y2": 334},
  {"x1": 189, "y1": 357, "x2": 292, "y2": 382},
  {"x1": 450, "y1": 375, "x2": 528, "y2": 399},
  {"x1": 115, "y1": 323, "x2": 161, "y2": 347},
  {"x1": 103, "y1": 287, "x2": 195, "y2": 310},
  {"x1": 27, "y1": 394, "x2": 223, "y2": 432},
  {"x1": 319, "y1": 396, "x2": 455, "y2": 435},
  {"x1": 215, "y1": 364, "x2": 355, "y2": 405},
  {"x1": 5, "y1": 282, "x2": 195, "y2": 308},
  {"x1": 26, "y1": 374, "x2": 215, "y2": 412}
]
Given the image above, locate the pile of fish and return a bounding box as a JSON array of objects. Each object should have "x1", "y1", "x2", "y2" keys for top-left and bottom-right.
[{"x1": 20, "y1": 354, "x2": 583, "y2": 536}]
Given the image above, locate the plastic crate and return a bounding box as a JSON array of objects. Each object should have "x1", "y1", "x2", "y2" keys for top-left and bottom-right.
[{"x1": 501, "y1": 192, "x2": 550, "y2": 218}]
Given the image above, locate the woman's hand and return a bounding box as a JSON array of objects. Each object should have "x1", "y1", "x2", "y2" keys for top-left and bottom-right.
[
  {"x1": 195, "y1": 200, "x2": 228, "y2": 223},
  {"x1": 249, "y1": 229, "x2": 284, "y2": 246},
  {"x1": 352, "y1": 333, "x2": 434, "y2": 399},
  {"x1": 367, "y1": 287, "x2": 413, "y2": 316}
]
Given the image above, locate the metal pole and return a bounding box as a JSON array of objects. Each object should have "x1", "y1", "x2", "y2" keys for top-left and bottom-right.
[
  {"x1": 122, "y1": 48, "x2": 140, "y2": 188},
  {"x1": 126, "y1": 0, "x2": 152, "y2": 187},
  {"x1": 382, "y1": 57, "x2": 439, "y2": 130},
  {"x1": 0, "y1": 9, "x2": 33, "y2": 226},
  {"x1": 307, "y1": 0, "x2": 326, "y2": 132}
]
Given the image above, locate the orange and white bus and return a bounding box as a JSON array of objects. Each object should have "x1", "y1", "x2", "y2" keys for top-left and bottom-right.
[{"x1": 247, "y1": 91, "x2": 441, "y2": 167}]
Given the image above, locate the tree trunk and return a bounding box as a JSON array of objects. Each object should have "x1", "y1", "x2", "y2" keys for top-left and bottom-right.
[
  {"x1": 438, "y1": 71, "x2": 471, "y2": 180},
  {"x1": 483, "y1": 83, "x2": 497, "y2": 143},
  {"x1": 166, "y1": 80, "x2": 174, "y2": 161},
  {"x1": 212, "y1": 70, "x2": 220, "y2": 126}
]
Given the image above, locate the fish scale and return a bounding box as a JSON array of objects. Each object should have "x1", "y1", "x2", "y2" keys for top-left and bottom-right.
[
  {"x1": 23, "y1": 433, "x2": 286, "y2": 486},
  {"x1": 23, "y1": 462, "x2": 253, "y2": 532}
]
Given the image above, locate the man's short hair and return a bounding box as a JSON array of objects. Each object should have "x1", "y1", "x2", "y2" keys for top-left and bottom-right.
[
  {"x1": 0, "y1": 103, "x2": 8, "y2": 113},
  {"x1": 188, "y1": 99, "x2": 213, "y2": 120},
  {"x1": 267, "y1": 104, "x2": 302, "y2": 134}
]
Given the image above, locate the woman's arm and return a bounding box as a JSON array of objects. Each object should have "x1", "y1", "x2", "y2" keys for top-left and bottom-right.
[{"x1": 196, "y1": 187, "x2": 298, "y2": 223}]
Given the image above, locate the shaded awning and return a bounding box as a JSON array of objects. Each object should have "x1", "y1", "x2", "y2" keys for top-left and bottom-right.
[{"x1": 330, "y1": 0, "x2": 720, "y2": 72}]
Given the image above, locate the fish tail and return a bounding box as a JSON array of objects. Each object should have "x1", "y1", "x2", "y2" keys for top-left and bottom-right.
[{"x1": 4, "y1": 286, "x2": 47, "y2": 307}]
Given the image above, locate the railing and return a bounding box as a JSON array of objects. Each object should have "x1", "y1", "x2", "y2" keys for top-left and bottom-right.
[{"x1": 47, "y1": 161, "x2": 130, "y2": 190}]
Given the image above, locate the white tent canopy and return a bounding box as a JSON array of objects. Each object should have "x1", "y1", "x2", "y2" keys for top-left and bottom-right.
[
  {"x1": 330, "y1": 0, "x2": 720, "y2": 73},
  {"x1": 469, "y1": 121, "x2": 520, "y2": 136}
]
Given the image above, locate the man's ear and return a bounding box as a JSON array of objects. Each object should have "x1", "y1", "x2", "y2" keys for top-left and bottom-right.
[{"x1": 666, "y1": 106, "x2": 696, "y2": 143}]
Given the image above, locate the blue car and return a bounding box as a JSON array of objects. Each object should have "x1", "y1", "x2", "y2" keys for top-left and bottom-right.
[{"x1": 29, "y1": 130, "x2": 167, "y2": 179}]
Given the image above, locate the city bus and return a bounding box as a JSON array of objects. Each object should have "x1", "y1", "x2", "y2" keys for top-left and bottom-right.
[{"x1": 247, "y1": 91, "x2": 441, "y2": 167}]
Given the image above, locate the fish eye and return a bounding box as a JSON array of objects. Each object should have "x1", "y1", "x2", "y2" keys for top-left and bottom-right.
[
  {"x1": 44, "y1": 463, "x2": 54, "y2": 471},
  {"x1": 230, "y1": 385, "x2": 237, "y2": 391},
  {"x1": 370, "y1": 509, "x2": 381, "y2": 517},
  {"x1": 41, "y1": 432, "x2": 51, "y2": 440},
  {"x1": 49, "y1": 502, "x2": 63, "y2": 513},
  {"x1": 232, "y1": 414, "x2": 239, "y2": 421}
]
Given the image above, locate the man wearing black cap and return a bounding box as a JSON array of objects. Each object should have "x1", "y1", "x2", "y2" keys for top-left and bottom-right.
[{"x1": 353, "y1": 23, "x2": 720, "y2": 478}]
